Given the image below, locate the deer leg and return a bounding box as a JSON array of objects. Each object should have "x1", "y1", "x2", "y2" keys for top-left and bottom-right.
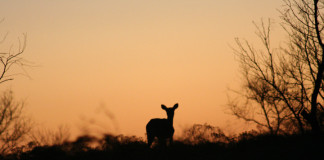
[{"x1": 147, "y1": 135, "x2": 154, "y2": 148}]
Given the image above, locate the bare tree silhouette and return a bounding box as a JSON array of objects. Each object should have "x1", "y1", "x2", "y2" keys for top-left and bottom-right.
[
  {"x1": 229, "y1": 0, "x2": 324, "y2": 135},
  {"x1": 0, "y1": 19, "x2": 28, "y2": 84},
  {"x1": 0, "y1": 19, "x2": 31, "y2": 154},
  {"x1": 0, "y1": 90, "x2": 31, "y2": 154},
  {"x1": 146, "y1": 103, "x2": 178, "y2": 148}
]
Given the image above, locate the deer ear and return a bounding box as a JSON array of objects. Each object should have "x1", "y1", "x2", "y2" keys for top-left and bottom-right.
[
  {"x1": 173, "y1": 103, "x2": 178, "y2": 109},
  {"x1": 161, "y1": 104, "x2": 167, "y2": 110}
]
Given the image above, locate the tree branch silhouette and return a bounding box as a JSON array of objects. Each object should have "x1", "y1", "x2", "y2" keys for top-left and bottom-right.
[{"x1": 229, "y1": 0, "x2": 324, "y2": 135}]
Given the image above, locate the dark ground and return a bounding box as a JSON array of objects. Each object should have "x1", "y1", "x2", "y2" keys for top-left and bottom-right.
[{"x1": 1, "y1": 132, "x2": 323, "y2": 160}]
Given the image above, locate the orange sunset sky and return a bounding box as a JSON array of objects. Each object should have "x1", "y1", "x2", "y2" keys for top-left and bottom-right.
[{"x1": 0, "y1": 0, "x2": 285, "y2": 138}]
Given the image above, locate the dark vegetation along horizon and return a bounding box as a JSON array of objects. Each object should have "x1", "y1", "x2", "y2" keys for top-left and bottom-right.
[
  {"x1": 1, "y1": 0, "x2": 324, "y2": 159},
  {"x1": 1, "y1": 124, "x2": 323, "y2": 160}
]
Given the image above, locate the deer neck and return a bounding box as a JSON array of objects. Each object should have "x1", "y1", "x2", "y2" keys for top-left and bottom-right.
[{"x1": 167, "y1": 116, "x2": 174, "y2": 126}]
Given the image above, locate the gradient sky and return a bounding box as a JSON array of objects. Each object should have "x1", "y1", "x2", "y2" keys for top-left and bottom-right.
[{"x1": 0, "y1": 0, "x2": 284, "y2": 138}]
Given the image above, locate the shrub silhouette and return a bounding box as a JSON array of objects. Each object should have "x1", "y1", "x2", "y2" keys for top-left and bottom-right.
[
  {"x1": 180, "y1": 123, "x2": 230, "y2": 145},
  {"x1": 1, "y1": 124, "x2": 323, "y2": 160}
]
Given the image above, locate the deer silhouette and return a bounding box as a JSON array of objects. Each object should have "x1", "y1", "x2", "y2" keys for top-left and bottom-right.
[{"x1": 146, "y1": 103, "x2": 178, "y2": 148}]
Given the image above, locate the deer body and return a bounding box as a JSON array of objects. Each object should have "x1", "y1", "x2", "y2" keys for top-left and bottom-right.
[{"x1": 146, "y1": 103, "x2": 178, "y2": 148}]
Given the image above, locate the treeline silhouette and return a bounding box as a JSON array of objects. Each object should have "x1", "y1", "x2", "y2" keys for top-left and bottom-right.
[{"x1": 1, "y1": 124, "x2": 323, "y2": 160}]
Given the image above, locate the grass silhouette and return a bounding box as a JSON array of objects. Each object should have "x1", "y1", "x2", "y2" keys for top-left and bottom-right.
[{"x1": 1, "y1": 124, "x2": 323, "y2": 160}]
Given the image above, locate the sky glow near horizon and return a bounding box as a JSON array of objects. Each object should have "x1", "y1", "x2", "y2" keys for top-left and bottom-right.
[{"x1": 0, "y1": 0, "x2": 284, "y2": 138}]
